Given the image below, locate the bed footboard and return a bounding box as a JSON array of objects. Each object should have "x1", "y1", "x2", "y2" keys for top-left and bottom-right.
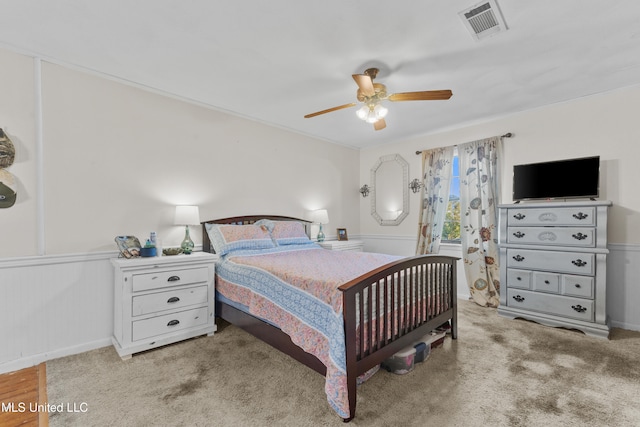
[{"x1": 338, "y1": 254, "x2": 458, "y2": 421}]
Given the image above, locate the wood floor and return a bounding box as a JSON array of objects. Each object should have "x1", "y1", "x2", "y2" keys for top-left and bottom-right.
[{"x1": 0, "y1": 364, "x2": 48, "y2": 427}]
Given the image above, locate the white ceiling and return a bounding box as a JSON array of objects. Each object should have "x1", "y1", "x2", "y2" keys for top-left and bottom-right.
[{"x1": 1, "y1": 1, "x2": 640, "y2": 149}]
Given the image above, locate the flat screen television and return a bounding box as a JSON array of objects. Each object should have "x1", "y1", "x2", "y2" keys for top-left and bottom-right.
[{"x1": 512, "y1": 156, "x2": 600, "y2": 201}]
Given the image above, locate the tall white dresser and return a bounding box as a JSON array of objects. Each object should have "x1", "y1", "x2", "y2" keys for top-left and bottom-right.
[{"x1": 497, "y1": 200, "x2": 611, "y2": 338}]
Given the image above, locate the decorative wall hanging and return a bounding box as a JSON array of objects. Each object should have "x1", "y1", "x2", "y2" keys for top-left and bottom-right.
[
  {"x1": 0, "y1": 128, "x2": 16, "y2": 208},
  {"x1": 0, "y1": 170, "x2": 16, "y2": 208},
  {"x1": 0, "y1": 129, "x2": 15, "y2": 168}
]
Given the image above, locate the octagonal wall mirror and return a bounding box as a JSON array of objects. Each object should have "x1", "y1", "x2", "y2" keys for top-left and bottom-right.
[{"x1": 370, "y1": 153, "x2": 409, "y2": 226}]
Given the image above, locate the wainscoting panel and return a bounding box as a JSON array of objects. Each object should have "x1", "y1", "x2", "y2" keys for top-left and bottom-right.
[
  {"x1": 0, "y1": 243, "x2": 638, "y2": 374},
  {"x1": 607, "y1": 244, "x2": 640, "y2": 331},
  {"x1": 0, "y1": 253, "x2": 115, "y2": 374}
]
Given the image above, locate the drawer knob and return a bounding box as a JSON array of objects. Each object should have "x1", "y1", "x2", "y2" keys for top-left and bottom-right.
[
  {"x1": 513, "y1": 231, "x2": 525, "y2": 238},
  {"x1": 516, "y1": 277, "x2": 522, "y2": 281},
  {"x1": 168, "y1": 276, "x2": 181, "y2": 282},
  {"x1": 167, "y1": 297, "x2": 180, "y2": 304},
  {"x1": 167, "y1": 319, "x2": 180, "y2": 327},
  {"x1": 574, "y1": 284, "x2": 581, "y2": 288},
  {"x1": 572, "y1": 232, "x2": 588, "y2": 241},
  {"x1": 573, "y1": 212, "x2": 589, "y2": 220},
  {"x1": 513, "y1": 255, "x2": 525, "y2": 262},
  {"x1": 571, "y1": 305, "x2": 587, "y2": 313},
  {"x1": 513, "y1": 295, "x2": 525, "y2": 302},
  {"x1": 571, "y1": 259, "x2": 587, "y2": 267},
  {"x1": 513, "y1": 213, "x2": 526, "y2": 220},
  {"x1": 544, "y1": 280, "x2": 550, "y2": 284}
]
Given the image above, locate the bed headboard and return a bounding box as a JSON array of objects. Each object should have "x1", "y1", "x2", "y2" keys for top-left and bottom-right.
[{"x1": 201, "y1": 215, "x2": 312, "y2": 254}]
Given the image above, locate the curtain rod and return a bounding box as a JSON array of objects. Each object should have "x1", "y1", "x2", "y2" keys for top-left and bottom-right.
[{"x1": 415, "y1": 132, "x2": 514, "y2": 155}]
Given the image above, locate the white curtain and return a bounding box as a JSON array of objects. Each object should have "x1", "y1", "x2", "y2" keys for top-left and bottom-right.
[
  {"x1": 458, "y1": 137, "x2": 502, "y2": 307},
  {"x1": 416, "y1": 147, "x2": 455, "y2": 255}
]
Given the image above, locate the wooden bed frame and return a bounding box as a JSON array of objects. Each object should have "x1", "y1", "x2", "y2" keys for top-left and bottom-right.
[{"x1": 202, "y1": 215, "x2": 458, "y2": 422}]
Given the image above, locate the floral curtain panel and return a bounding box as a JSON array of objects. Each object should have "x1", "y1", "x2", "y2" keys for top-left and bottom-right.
[
  {"x1": 458, "y1": 137, "x2": 502, "y2": 307},
  {"x1": 416, "y1": 146, "x2": 454, "y2": 255}
]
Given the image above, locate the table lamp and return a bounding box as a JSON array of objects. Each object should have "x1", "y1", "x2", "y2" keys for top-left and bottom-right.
[
  {"x1": 307, "y1": 209, "x2": 329, "y2": 242},
  {"x1": 174, "y1": 205, "x2": 200, "y2": 254}
]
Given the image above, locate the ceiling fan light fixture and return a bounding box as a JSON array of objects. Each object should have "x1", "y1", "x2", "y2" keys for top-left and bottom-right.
[
  {"x1": 357, "y1": 103, "x2": 387, "y2": 124},
  {"x1": 374, "y1": 104, "x2": 388, "y2": 119},
  {"x1": 365, "y1": 116, "x2": 378, "y2": 124},
  {"x1": 356, "y1": 105, "x2": 369, "y2": 120},
  {"x1": 365, "y1": 106, "x2": 379, "y2": 123},
  {"x1": 305, "y1": 67, "x2": 452, "y2": 131}
]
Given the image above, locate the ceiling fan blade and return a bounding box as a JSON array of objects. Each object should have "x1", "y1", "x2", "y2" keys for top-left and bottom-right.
[
  {"x1": 304, "y1": 102, "x2": 357, "y2": 118},
  {"x1": 388, "y1": 90, "x2": 453, "y2": 102},
  {"x1": 374, "y1": 118, "x2": 386, "y2": 131},
  {"x1": 352, "y1": 74, "x2": 375, "y2": 97}
]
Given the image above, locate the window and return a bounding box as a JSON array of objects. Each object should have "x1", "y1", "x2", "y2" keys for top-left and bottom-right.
[{"x1": 441, "y1": 151, "x2": 460, "y2": 243}]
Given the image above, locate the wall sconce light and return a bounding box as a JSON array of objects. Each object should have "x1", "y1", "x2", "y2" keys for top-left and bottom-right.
[
  {"x1": 359, "y1": 184, "x2": 370, "y2": 197},
  {"x1": 409, "y1": 178, "x2": 423, "y2": 194}
]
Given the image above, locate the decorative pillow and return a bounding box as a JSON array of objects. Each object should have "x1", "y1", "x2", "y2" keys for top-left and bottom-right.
[
  {"x1": 205, "y1": 223, "x2": 276, "y2": 255},
  {"x1": 270, "y1": 221, "x2": 312, "y2": 246},
  {"x1": 254, "y1": 219, "x2": 275, "y2": 233}
]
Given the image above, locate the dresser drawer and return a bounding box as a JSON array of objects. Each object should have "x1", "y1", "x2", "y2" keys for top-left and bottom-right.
[
  {"x1": 507, "y1": 227, "x2": 595, "y2": 247},
  {"x1": 507, "y1": 207, "x2": 595, "y2": 226},
  {"x1": 506, "y1": 288, "x2": 594, "y2": 322},
  {"x1": 532, "y1": 271, "x2": 560, "y2": 294},
  {"x1": 561, "y1": 274, "x2": 594, "y2": 298},
  {"x1": 507, "y1": 249, "x2": 595, "y2": 275},
  {"x1": 132, "y1": 267, "x2": 209, "y2": 292},
  {"x1": 132, "y1": 285, "x2": 208, "y2": 316},
  {"x1": 132, "y1": 307, "x2": 208, "y2": 341},
  {"x1": 506, "y1": 269, "x2": 531, "y2": 289}
]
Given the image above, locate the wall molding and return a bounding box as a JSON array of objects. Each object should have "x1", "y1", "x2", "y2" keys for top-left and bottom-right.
[{"x1": 0, "y1": 250, "x2": 116, "y2": 268}]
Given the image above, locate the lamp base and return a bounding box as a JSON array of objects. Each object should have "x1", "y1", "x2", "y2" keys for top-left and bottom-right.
[
  {"x1": 181, "y1": 225, "x2": 194, "y2": 254},
  {"x1": 317, "y1": 224, "x2": 325, "y2": 242}
]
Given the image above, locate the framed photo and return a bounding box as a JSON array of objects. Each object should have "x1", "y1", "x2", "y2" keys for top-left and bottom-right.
[
  {"x1": 337, "y1": 228, "x2": 348, "y2": 241},
  {"x1": 114, "y1": 235, "x2": 142, "y2": 258}
]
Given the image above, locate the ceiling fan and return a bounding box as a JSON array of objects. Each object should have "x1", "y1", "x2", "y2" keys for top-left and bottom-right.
[{"x1": 304, "y1": 68, "x2": 452, "y2": 131}]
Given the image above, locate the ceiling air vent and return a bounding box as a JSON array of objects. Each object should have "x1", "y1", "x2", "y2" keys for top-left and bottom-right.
[{"x1": 459, "y1": 0, "x2": 507, "y2": 41}]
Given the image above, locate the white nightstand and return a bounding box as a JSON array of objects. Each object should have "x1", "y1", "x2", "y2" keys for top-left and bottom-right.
[
  {"x1": 317, "y1": 240, "x2": 364, "y2": 252},
  {"x1": 111, "y1": 251, "x2": 218, "y2": 360}
]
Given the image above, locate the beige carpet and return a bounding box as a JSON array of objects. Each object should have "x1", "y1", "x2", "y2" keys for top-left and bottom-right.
[{"x1": 47, "y1": 300, "x2": 640, "y2": 426}]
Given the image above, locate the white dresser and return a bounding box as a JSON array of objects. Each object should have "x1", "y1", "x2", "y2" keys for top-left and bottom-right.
[
  {"x1": 497, "y1": 200, "x2": 611, "y2": 338},
  {"x1": 317, "y1": 240, "x2": 364, "y2": 252},
  {"x1": 111, "y1": 252, "x2": 218, "y2": 359}
]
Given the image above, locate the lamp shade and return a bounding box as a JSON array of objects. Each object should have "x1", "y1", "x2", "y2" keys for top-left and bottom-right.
[
  {"x1": 307, "y1": 209, "x2": 329, "y2": 225},
  {"x1": 174, "y1": 205, "x2": 200, "y2": 225}
]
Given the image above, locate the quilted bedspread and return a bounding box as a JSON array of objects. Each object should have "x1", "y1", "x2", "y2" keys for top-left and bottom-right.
[{"x1": 214, "y1": 243, "x2": 400, "y2": 418}]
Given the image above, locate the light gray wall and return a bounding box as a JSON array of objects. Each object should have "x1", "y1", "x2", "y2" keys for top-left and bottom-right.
[
  {"x1": 0, "y1": 48, "x2": 360, "y2": 258},
  {"x1": 359, "y1": 84, "x2": 640, "y2": 245}
]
